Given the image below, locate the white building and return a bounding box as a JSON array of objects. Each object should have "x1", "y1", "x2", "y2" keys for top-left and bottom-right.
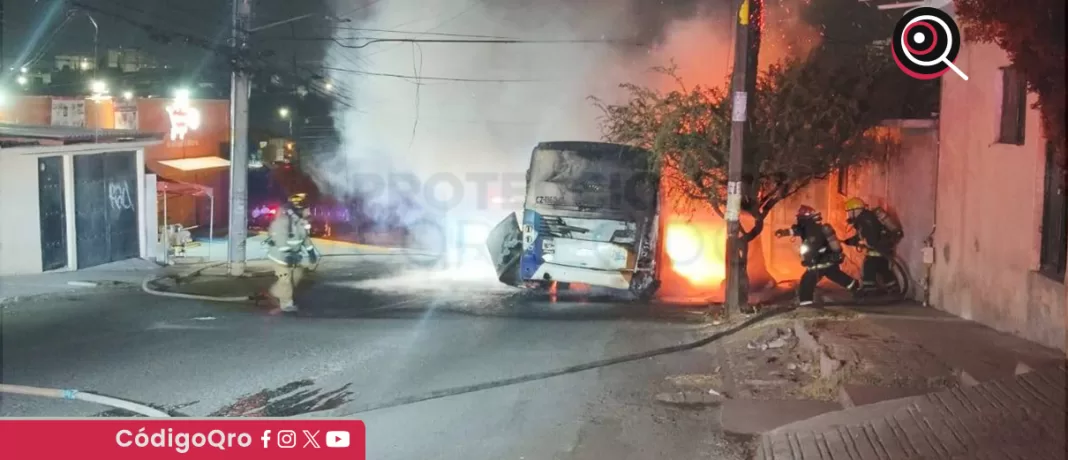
[{"x1": 0, "y1": 124, "x2": 163, "y2": 275}]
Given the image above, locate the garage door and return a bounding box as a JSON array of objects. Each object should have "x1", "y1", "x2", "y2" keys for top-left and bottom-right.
[{"x1": 74, "y1": 151, "x2": 139, "y2": 269}]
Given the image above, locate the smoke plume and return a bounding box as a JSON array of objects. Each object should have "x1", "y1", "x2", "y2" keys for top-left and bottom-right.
[{"x1": 311, "y1": 0, "x2": 818, "y2": 279}]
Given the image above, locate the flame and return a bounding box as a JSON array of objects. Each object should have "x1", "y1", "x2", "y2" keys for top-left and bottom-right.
[
  {"x1": 665, "y1": 222, "x2": 726, "y2": 286},
  {"x1": 655, "y1": 164, "x2": 728, "y2": 301}
]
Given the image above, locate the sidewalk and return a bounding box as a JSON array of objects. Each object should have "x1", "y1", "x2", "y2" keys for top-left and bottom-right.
[
  {"x1": 0, "y1": 259, "x2": 163, "y2": 305},
  {"x1": 697, "y1": 302, "x2": 1066, "y2": 458},
  {"x1": 756, "y1": 363, "x2": 1066, "y2": 459}
]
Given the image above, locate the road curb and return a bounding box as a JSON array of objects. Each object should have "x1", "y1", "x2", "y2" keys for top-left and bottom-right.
[{"x1": 0, "y1": 281, "x2": 141, "y2": 307}]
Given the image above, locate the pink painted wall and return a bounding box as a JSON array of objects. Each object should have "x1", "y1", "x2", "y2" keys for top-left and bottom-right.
[{"x1": 931, "y1": 40, "x2": 1067, "y2": 352}]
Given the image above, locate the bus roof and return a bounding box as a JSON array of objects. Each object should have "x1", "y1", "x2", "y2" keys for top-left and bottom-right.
[{"x1": 533, "y1": 141, "x2": 652, "y2": 157}]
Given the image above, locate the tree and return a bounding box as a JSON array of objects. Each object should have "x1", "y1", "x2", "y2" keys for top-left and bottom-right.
[
  {"x1": 591, "y1": 45, "x2": 896, "y2": 273},
  {"x1": 954, "y1": 0, "x2": 1066, "y2": 163}
]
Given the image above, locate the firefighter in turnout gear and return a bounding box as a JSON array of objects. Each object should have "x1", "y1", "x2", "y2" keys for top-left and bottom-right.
[
  {"x1": 266, "y1": 193, "x2": 320, "y2": 312},
  {"x1": 842, "y1": 197, "x2": 904, "y2": 295},
  {"x1": 775, "y1": 205, "x2": 861, "y2": 307}
]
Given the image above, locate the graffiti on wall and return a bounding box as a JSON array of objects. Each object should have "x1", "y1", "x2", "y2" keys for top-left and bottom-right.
[{"x1": 108, "y1": 181, "x2": 135, "y2": 210}]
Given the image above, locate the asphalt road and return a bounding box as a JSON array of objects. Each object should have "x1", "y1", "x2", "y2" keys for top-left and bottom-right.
[{"x1": 1, "y1": 259, "x2": 751, "y2": 459}]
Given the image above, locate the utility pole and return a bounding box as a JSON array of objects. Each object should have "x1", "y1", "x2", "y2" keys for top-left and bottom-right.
[
  {"x1": 227, "y1": 0, "x2": 252, "y2": 276},
  {"x1": 1, "y1": 0, "x2": 5, "y2": 78},
  {"x1": 724, "y1": 0, "x2": 762, "y2": 316}
]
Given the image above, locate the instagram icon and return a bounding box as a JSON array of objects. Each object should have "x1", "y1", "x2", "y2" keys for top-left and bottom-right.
[{"x1": 277, "y1": 430, "x2": 297, "y2": 449}]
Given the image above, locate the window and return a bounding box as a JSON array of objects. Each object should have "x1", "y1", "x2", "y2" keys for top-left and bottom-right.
[
  {"x1": 1039, "y1": 141, "x2": 1067, "y2": 280},
  {"x1": 997, "y1": 66, "x2": 1027, "y2": 145},
  {"x1": 837, "y1": 165, "x2": 849, "y2": 196}
]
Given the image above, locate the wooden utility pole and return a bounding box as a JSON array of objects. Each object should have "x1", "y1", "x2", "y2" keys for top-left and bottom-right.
[{"x1": 724, "y1": 0, "x2": 763, "y2": 317}]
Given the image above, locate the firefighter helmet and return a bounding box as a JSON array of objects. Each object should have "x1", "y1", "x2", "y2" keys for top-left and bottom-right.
[
  {"x1": 844, "y1": 197, "x2": 867, "y2": 211},
  {"x1": 796, "y1": 205, "x2": 819, "y2": 218}
]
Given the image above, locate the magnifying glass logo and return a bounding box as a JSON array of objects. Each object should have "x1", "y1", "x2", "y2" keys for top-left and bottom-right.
[{"x1": 891, "y1": 7, "x2": 968, "y2": 81}]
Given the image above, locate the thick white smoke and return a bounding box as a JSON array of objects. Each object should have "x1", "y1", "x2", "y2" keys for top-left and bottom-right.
[{"x1": 311, "y1": 0, "x2": 817, "y2": 285}]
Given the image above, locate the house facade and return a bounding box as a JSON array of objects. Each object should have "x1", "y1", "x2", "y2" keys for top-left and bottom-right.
[
  {"x1": 931, "y1": 39, "x2": 1066, "y2": 351},
  {"x1": 0, "y1": 94, "x2": 232, "y2": 232},
  {"x1": 0, "y1": 125, "x2": 163, "y2": 275},
  {"x1": 757, "y1": 11, "x2": 1066, "y2": 352}
]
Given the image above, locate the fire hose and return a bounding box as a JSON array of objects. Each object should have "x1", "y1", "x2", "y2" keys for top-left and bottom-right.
[
  {"x1": 320, "y1": 305, "x2": 787, "y2": 417},
  {"x1": 0, "y1": 384, "x2": 171, "y2": 417}
]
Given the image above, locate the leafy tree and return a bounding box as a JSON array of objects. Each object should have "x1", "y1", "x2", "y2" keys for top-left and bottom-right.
[
  {"x1": 954, "y1": 0, "x2": 1066, "y2": 162},
  {"x1": 591, "y1": 44, "x2": 896, "y2": 276}
]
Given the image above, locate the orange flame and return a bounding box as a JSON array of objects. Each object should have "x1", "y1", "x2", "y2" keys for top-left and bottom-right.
[
  {"x1": 664, "y1": 221, "x2": 726, "y2": 286},
  {"x1": 656, "y1": 165, "x2": 728, "y2": 301}
]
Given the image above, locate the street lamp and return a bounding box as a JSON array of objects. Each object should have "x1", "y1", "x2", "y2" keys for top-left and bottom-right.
[
  {"x1": 278, "y1": 107, "x2": 293, "y2": 137},
  {"x1": 89, "y1": 79, "x2": 107, "y2": 95},
  {"x1": 174, "y1": 88, "x2": 191, "y2": 102},
  {"x1": 123, "y1": 91, "x2": 134, "y2": 101},
  {"x1": 16, "y1": 76, "x2": 28, "y2": 86}
]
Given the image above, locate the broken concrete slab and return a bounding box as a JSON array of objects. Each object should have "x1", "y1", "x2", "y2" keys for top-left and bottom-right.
[
  {"x1": 719, "y1": 398, "x2": 842, "y2": 435},
  {"x1": 838, "y1": 384, "x2": 934, "y2": 408},
  {"x1": 792, "y1": 320, "x2": 821, "y2": 354},
  {"x1": 654, "y1": 390, "x2": 725, "y2": 407}
]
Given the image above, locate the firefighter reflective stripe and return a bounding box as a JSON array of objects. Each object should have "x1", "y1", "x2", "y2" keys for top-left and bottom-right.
[{"x1": 267, "y1": 254, "x2": 289, "y2": 265}]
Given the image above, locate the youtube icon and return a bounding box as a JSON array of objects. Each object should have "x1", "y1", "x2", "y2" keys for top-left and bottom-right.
[{"x1": 326, "y1": 431, "x2": 350, "y2": 448}]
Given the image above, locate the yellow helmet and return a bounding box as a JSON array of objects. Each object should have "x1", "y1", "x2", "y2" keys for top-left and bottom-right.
[
  {"x1": 287, "y1": 193, "x2": 308, "y2": 210},
  {"x1": 844, "y1": 197, "x2": 867, "y2": 211}
]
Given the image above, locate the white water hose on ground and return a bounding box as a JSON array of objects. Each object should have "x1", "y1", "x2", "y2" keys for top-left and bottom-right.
[
  {"x1": 141, "y1": 262, "x2": 253, "y2": 302},
  {"x1": 0, "y1": 384, "x2": 171, "y2": 417}
]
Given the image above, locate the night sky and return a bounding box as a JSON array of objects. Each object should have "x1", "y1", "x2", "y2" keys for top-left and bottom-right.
[{"x1": 3, "y1": 0, "x2": 332, "y2": 72}]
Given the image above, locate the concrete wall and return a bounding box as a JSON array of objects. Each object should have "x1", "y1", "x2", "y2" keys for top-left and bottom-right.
[
  {"x1": 0, "y1": 153, "x2": 44, "y2": 275},
  {"x1": 0, "y1": 146, "x2": 151, "y2": 275},
  {"x1": 830, "y1": 122, "x2": 940, "y2": 299},
  {"x1": 931, "y1": 41, "x2": 1067, "y2": 351},
  {"x1": 759, "y1": 122, "x2": 940, "y2": 294}
]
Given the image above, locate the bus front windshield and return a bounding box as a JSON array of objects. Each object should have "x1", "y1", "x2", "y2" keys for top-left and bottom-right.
[{"x1": 524, "y1": 142, "x2": 658, "y2": 217}]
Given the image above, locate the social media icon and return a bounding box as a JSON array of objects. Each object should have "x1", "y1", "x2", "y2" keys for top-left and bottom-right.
[
  {"x1": 303, "y1": 430, "x2": 321, "y2": 449},
  {"x1": 277, "y1": 430, "x2": 297, "y2": 449},
  {"x1": 325, "y1": 431, "x2": 350, "y2": 448}
]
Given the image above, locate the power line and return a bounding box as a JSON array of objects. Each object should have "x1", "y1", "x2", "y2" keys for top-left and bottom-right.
[
  {"x1": 319, "y1": 65, "x2": 557, "y2": 83},
  {"x1": 66, "y1": 0, "x2": 357, "y2": 108},
  {"x1": 330, "y1": 26, "x2": 511, "y2": 39},
  {"x1": 279, "y1": 36, "x2": 641, "y2": 48},
  {"x1": 360, "y1": 0, "x2": 485, "y2": 60}
]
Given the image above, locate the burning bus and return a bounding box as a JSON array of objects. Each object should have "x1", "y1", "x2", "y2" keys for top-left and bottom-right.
[{"x1": 486, "y1": 141, "x2": 662, "y2": 299}]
